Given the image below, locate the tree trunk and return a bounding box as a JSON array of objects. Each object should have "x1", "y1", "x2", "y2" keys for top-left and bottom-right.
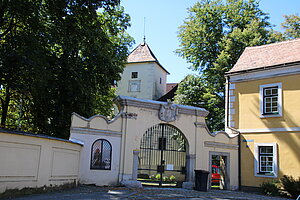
[{"x1": 1, "y1": 87, "x2": 11, "y2": 128}]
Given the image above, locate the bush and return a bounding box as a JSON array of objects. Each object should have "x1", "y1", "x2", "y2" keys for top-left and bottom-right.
[
  {"x1": 155, "y1": 174, "x2": 161, "y2": 180},
  {"x1": 260, "y1": 181, "x2": 280, "y2": 196},
  {"x1": 163, "y1": 176, "x2": 169, "y2": 181},
  {"x1": 169, "y1": 175, "x2": 176, "y2": 182},
  {"x1": 281, "y1": 175, "x2": 300, "y2": 199}
]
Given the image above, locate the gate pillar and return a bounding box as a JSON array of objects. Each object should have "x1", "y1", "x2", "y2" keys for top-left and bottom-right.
[
  {"x1": 186, "y1": 154, "x2": 196, "y2": 182},
  {"x1": 183, "y1": 154, "x2": 196, "y2": 189},
  {"x1": 132, "y1": 150, "x2": 140, "y2": 180}
]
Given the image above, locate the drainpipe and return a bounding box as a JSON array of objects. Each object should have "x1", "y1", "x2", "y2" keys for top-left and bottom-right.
[
  {"x1": 225, "y1": 76, "x2": 230, "y2": 129},
  {"x1": 238, "y1": 132, "x2": 241, "y2": 190},
  {"x1": 225, "y1": 76, "x2": 241, "y2": 190}
]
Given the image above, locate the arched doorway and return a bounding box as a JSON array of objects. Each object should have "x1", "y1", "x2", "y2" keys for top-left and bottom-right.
[{"x1": 138, "y1": 124, "x2": 187, "y2": 187}]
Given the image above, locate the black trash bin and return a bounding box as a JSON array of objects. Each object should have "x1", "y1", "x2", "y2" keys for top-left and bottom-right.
[{"x1": 194, "y1": 170, "x2": 210, "y2": 191}]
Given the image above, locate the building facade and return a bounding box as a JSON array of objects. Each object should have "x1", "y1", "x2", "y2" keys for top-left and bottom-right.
[
  {"x1": 70, "y1": 96, "x2": 239, "y2": 190},
  {"x1": 225, "y1": 39, "x2": 300, "y2": 189},
  {"x1": 116, "y1": 42, "x2": 169, "y2": 100}
]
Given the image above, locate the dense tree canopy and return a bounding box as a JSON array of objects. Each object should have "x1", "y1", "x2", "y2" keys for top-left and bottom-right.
[
  {"x1": 174, "y1": 75, "x2": 224, "y2": 131},
  {"x1": 175, "y1": 0, "x2": 300, "y2": 131},
  {"x1": 0, "y1": 0, "x2": 133, "y2": 138}
]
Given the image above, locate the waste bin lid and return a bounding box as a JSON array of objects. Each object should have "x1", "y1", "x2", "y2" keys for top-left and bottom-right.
[{"x1": 194, "y1": 170, "x2": 210, "y2": 174}]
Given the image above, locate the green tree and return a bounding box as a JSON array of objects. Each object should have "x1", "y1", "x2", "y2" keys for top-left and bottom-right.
[
  {"x1": 281, "y1": 14, "x2": 300, "y2": 39},
  {"x1": 0, "y1": 0, "x2": 133, "y2": 138},
  {"x1": 174, "y1": 75, "x2": 224, "y2": 131},
  {"x1": 0, "y1": 0, "x2": 45, "y2": 130},
  {"x1": 176, "y1": 0, "x2": 276, "y2": 131},
  {"x1": 270, "y1": 14, "x2": 300, "y2": 41}
]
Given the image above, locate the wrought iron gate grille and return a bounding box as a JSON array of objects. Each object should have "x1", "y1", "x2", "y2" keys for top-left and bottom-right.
[{"x1": 138, "y1": 124, "x2": 187, "y2": 187}]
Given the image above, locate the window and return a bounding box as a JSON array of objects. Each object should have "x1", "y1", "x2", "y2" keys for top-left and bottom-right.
[
  {"x1": 128, "y1": 80, "x2": 141, "y2": 92},
  {"x1": 131, "y1": 72, "x2": 138, "y2": 79},
  {"x1": 260, "y1": 83, "x2": 282, "y2": 117},
  {"x1": 254, "y1": 143, "x2": 277, "y2": 177},
  {"x1": 259, "y1": 146, "x2": 273, "y2": 173},
  {"x1": 160, "y1": 78, "x2": 162, "y2": 84},
  {"x1": 91, "y1": 139, "x2": 112, "y2": 170},
  {"x1": 263, "y1": 87, "x2": 278, "y2": 114}
]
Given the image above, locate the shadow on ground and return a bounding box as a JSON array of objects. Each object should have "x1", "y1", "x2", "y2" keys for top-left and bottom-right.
[{"x1": 0, "y1": 185, "x2": 289, "y2": 200}]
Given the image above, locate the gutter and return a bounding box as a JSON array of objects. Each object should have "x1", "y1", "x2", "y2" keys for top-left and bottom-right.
[{"x1": 225, "y1": 60, "x2": 300, "y2": 76}]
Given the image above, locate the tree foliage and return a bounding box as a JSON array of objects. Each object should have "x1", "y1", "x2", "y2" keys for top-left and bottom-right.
[
  {"x1": 174, "y1": 75, "x2": 224, "y2": 131},
  {"x1": 0, "y1": 0, "x2": 133, "y2": 138},
  {"x1": 272, "y1": 14, "x2": 300, "y2": 40},
  {"x1": 175, "y1": 0, "x2": 297, "y2": 131}
]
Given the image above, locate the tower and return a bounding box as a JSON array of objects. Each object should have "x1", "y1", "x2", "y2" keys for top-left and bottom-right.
[{"x1": 116, "y1": 41, "x2": 169, "y2": 100}]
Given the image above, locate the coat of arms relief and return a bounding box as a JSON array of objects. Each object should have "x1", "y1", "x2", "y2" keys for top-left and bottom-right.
[{"x1": 159, "y1": 101, "x2": 178, "y2": 122}]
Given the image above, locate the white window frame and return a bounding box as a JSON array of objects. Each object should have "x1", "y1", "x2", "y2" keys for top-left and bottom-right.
[
  {"x1": 90, "y1": 139, "x2": 112, "y2": 170},
  {"x1": 128, "y1": 80, "x2": 141, "y2": 92},
  {"x1": 259, "y1": 83, "x2": 282, "y2": 118},
  {"x1": 254, "y1": 143, "x2": 278, "y2": 178}
]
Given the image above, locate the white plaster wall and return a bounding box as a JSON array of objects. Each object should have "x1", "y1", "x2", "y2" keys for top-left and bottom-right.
[
  {"x1": 70, "y1": 113, "x2": 122, "y2": 133},
  {"x1": 116, "y1": 62, "x2": 158, "y2": 100},
  {"x1": 70, "y1": 131, "x2": 121, "y2": 186},
  {"x1": 70, "y1": 97, "x2": 238, "y2": 190},
  {"x1": 117, "y1": 101, "x2": 239, "y2": 190},
  {"x1": 153, "y1": 64, "x2": 167, "y2": 100},
  {"x1": 0, "y1": 131, "x2": 81, "y2": 193},
  {"x1": 196, "y1": 128, "x2": 239, "y2": 190},
  {"x1": 119, "y1": 105, "x2": 202, "y2": 181}
]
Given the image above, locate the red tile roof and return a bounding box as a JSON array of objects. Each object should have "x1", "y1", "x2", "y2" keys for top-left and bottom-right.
[
  {"x1": 166, "y1": 83, "x2": 178, "y2": 93},
  {"x1": 228, "y1": 38, "x2": 300, "y2": 74},
  {"x1": 127, "y1": 42, "x2": 170, "y2": 74}
]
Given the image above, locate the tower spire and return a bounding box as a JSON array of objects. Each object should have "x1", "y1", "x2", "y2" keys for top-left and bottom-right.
[{"x1": 143, "y1": 17, "x2": 146, "y2": 43}]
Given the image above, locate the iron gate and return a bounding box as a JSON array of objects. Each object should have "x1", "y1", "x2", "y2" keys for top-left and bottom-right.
[{"x1": 138, "y1": 124, "x2": 187, "y2": 187}]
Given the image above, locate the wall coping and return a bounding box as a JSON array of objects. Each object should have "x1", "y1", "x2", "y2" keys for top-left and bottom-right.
[
  {"x1": 0, "y1": 128, "x2": 83, "y2": 146},
  {"x1": 116, "y1": 95, "x2": 209, "y2": 117}
]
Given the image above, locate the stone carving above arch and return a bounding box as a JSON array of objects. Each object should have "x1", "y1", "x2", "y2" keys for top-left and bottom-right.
[{"x1": 159, "y1": 101, "x2": 178, "y2": 122}]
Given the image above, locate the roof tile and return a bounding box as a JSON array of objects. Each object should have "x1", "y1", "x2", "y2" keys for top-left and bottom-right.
[
  {"x1": 127, "y1": 42, "x2": 170, "y2": 74},
  {"x1": 127, "y1": 42, "x2": 158, "y2": 63},
  {"x1": 228, "y1": 38, "x2": 300, "y2": 73}
]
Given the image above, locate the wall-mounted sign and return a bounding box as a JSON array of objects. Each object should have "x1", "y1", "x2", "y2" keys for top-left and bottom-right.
[{"x1": 166, "y1": 164, "x2": 174, "y2": 171}]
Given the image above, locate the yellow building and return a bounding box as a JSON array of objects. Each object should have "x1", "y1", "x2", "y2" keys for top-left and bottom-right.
[{"x1": 225, "y1": 39, "x2": 300, "y2": 190}]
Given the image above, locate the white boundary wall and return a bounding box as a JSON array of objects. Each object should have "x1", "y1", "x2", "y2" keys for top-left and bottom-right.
[{"x1": 0, "y1": 130, "x2": 82, "y2": 193}]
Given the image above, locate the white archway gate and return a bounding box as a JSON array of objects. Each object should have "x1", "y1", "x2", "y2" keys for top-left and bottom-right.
[
  {"x1": 138, "y1": 124, "x2": 187, "y2": 187},
  {"x1": 70, "y1": 96, "x2": 239, "y2": 190}
]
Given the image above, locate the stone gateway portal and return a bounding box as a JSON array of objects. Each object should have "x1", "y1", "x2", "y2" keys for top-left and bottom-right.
[
  {"x1": 70, "y1": 96, "x2": 239, "y2": 190},
  {"x1": 138, "y1": 124, "x2": 187, "y2": 187}
]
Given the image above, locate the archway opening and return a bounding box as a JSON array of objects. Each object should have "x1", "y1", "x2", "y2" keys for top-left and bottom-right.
[{"x1": 138, "y1": 124, "x2": 188, "y2": 187}]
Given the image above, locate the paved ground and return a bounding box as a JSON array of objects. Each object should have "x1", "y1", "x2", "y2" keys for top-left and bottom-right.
[{"x1": 1, "y1": 185, "x2": 288, "y2": 200}]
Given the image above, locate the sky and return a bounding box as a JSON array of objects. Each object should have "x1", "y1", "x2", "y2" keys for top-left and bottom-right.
[{"x1": 120, "y1": 0, "x2": 300, "y2": 83}]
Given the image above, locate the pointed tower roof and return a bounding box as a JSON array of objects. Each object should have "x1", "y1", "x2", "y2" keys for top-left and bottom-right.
[{"x1": 127, "y1": 42, "x2": 170, "y2": 74}]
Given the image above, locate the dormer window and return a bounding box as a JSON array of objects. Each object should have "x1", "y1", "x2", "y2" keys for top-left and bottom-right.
[{"x1": 131, "y1": 72, "x2": 138, "y2": 79}]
